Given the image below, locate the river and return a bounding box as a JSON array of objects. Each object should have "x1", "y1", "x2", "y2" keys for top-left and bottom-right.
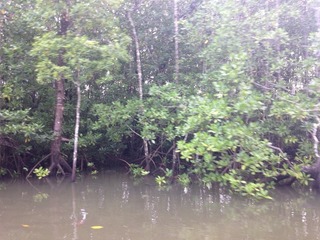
[{"x1": 0, "y1": 171, "x2": 319, "y2": 240}]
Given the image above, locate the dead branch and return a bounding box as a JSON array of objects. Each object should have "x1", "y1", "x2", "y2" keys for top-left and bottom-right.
[
  {"x1": 26, "y1": 154, "x2": 51, "y2": 179},
  {"x1": 267, "y1": 143, "x2": 293, "y2": 167}
]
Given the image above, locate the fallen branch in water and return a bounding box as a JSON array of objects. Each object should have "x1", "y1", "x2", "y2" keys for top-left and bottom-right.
[{"x1": 26, "y1": 153, "x2": 51, "y2": 179}]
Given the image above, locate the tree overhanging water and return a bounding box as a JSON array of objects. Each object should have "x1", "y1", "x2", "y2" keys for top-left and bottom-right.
[{"x1": 1, "y1": 0, "x2": 320, "y2": 199}]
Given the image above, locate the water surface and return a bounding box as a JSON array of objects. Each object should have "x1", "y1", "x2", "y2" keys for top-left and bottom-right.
[{"x1": 0, "y1": 171, "x2": 319, "y2": 240}]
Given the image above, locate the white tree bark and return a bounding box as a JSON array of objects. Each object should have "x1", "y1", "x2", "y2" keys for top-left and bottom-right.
[
  {"x1": 128, "y1": 5, "x2": 150, "y2": 171},
  {"x1": 71, "y1": 81, "x2": 81, "y2": 182}
]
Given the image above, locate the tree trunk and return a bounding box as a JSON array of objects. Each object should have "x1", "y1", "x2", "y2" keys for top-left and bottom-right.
[
  {"x1": 71, "y1": 82, "x2": 81, "y2": 182},
  {"x1": 127, "y1": 5, "x2": 150, "y2": 171},
  {"x1": 171, "y1": 0, "x2": 180, "y2": 174},
  {"x1": 127, "y1": 9, "x2": 143, "y2": 102},
  {"x1": 173, "y1": 0, "x2": 179, "y2": 83},
  {"x1": 49, "y1": 9, "x2": 70, "y2": 175},
  {"x1": 303, "y1": 5, "x2": 320, "y2": 185},
  {"x1": 303, "y1": 117, "x2": 320, "y2": 187},
  {"x1": 49, "y1": 76, "x2": 65, "y2": 174}
]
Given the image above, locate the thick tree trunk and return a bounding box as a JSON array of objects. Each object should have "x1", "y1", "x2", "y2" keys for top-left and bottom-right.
[
  {"x1": 302, "y1": 159, "x2": 320, "y2": 189},
  {"x1": 127, "y1": 6, "x2": 150, "y2": 171},
  {"x1": 303, "y1": 117, "x2": 320, "y2": 187},
  {"x1": 71, "y1": 82, "x2": 81, "y2": 182},
  {"x1": 302, "y1": 6, "x2": 320, "y2": 184}
]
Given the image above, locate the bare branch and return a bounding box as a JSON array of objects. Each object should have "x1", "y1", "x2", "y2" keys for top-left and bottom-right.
[{"x1": 268, "y1": 143, "x2": 293, "y2": 167}]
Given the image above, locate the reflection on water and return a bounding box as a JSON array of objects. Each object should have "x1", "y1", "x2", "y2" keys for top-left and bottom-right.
[{"x1": 0, "y1": 172, "x2": 320, "y2": 240}]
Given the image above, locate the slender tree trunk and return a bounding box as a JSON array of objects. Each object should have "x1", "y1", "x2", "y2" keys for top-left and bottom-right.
[
  {"x1": 275, "y1": 0, "x2": 280, "y2": 83},
  {"x1": 71, "y1": 81, "x2": 81, "y2": 182},
  {"x1": 49, "y1": 76, "x2": 65, "y2": 173},
  {"x1": 171, "y1": 0, "x2": 181, "y2": 174},
  {"x1": 49, "y1": 9, "x2": 70, "y2": 174},
  {"x1": 314, "y1": 6, "x2": 320, "y2": 77},
  {"x1": 0, "y1": 10, "x2": 8, "y2": 101},
  {"x1": 127, "y1": 6, "x2": 150, "y2": 171},
  {"x1": 127, "y1": 9, "x2": 143, "y2": 101},
  {"x1": 173, "y1": 0, "x2": 179, "y2": 83}
]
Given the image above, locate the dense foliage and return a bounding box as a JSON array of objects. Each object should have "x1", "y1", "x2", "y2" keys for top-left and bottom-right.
[{"x1": 1, "y1": 0, "x2": 320, "y2": 198}]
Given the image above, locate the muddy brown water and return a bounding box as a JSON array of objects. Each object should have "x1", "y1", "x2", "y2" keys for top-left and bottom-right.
[{"x1": 0, "y1": 171, "x2": 320, "y2": 240}]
